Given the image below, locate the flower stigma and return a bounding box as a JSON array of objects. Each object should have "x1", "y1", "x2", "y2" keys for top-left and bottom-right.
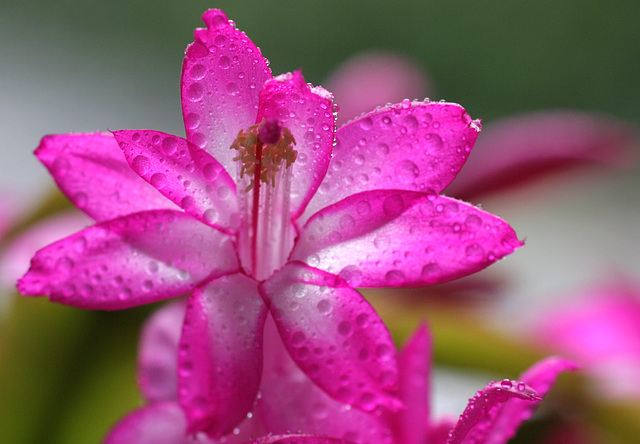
[{"x1": 231, "y1": 118, "x2": 298, "y2": 280}]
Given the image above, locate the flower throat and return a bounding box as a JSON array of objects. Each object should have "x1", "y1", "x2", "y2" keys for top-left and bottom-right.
[{"x1": 231, "y1": 118, "x2": 298, "y2": 280}]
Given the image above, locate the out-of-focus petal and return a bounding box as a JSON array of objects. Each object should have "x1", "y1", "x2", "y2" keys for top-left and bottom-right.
[
  {"x1": 446, "y1": 111, "x2": 638, "y2": 200},
  {"x1": 292, "y1": 191, "x2": 522, "y2": 288},
  {"x1": 260, "y1": 262, "x2": 400, "y2": 412},
  {"x1": 393, "y1": 324, "x2": 431, "y2": 444},
  {"x1": 325, "y1": 51, "x2": 430, "y2": 126},
  {"x1": 138, "y1": 299, "x2": 187, "y2": 402},
  {"x1": 259, "y1": 317, "x2": 393, "y2": 443},
  {"x1": 182, "y1": 9, "x2": 272, "y2": 177},
  {"x1": 257, "y1": 71, "x2": 335, "y2": 219},
  {"x1": 17, "y1": 210, "x2": 238, "y2": 309},
  {"x1": 475, "y1": 357, "x2": 579, "y2": 444},
  {"x1": 114, "y1": 130, "x2": 238, "y2": 234},
  {"x1": 104, "y1": 401, "x2": 214, "y2": 444},
  {"x1": 446, "y1": 379, "x2": 542, "y2": 444},
  {"x1": 533, "y1": 289, "x2": 640, "y2": 398},
  {"x1": 35, "y1": 133, "x2": 178, "y2": 222},
  {"x1": 178, "y1": 273, "x2": 267, "y2": 438},
  {"x1": 301, "y1": 102, "x2": 480, "y2": 226}
]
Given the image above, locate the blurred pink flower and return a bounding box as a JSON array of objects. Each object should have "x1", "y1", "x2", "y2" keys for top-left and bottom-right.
[
  {"x1": 105, "y1": 301, "x2": 575, "y2": 444},
  {"x1": 531, "y1": 283, "x2": 640, "y2": 399},
  {"x1": 324, "y1": 51, "x2": 431, "y2": 126},
  {"x1": 17, "y1": 9, "x2": 522, "y2": 438}
]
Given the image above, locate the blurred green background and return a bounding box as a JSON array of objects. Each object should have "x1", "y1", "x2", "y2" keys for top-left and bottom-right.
[{"x1": 1, "y1": 1, "x2": 639, "y2": 443}]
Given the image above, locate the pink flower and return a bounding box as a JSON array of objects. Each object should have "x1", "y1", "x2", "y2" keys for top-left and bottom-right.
[
  {"x1": 531, "y1": 282, "x2": 640, "y2": 399},
  {"x1": 17, "y1": 9, "x2": 522, "y2": 437},
  {"x1": 105, "y1": 301, "x2": 575, "y2": 444}
]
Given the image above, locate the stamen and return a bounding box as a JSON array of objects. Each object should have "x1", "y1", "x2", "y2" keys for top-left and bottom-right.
[{"x1": 231, "y1": 118, "x2": 298, "y2": 280}]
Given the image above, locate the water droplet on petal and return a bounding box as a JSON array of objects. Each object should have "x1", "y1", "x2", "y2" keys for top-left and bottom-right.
[
  {"x1": 219, "y1": 55, "x2": 231, "y2": 69},
  {"x1": 186, "y1": 83, "x2": 204, "y2": 102},
  {"x1": 501, "y1": 379, "x2": 513, "y2": 389},
  {"x1": 382, "y1": 194, "x2": 405, "y2": 218},
  {"x1": 465, "y1": 243, "x2": 485, "y2": 262}
]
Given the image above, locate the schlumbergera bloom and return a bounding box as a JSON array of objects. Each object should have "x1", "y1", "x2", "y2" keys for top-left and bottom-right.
[
  {"x1": 18, "y1": 9, "x2": 522, "y2": 437},
  {"x1": 105, "y1": 300, "x2": 576, "y2": 444}
]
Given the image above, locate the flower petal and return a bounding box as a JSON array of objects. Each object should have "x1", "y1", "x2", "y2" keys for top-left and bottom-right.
[
  {"x1": 446, "y1": 111, "x2": 638, "y2": 200},
  {"x1": 259, "y1": 317, "x2": 394, "y2": 443},
  {"x1": 104, "y1": 401, "x2": 211, "y2": 444},
  {"x1": 138, "y1": 299, "x2": 187, "y2": 402},
  {"x1": 291, "y1": 191, "x2": 522, "y2": 288},
  {"x1": 479, "y1": 357, "x2": 579, "y2": 444},
  {"x1": 257, "y1": 71, "x2": 336, "y2": 219},
  {"x1": 114, "y1": 130, "x2": 238, "y2": 233},
  {"x1": 302, "y1": 102, "x2": 480, "y2": 226},
  {"x1": 260, "y1": 262, "x2": 400, "y2": 412},
  {"x1": 17, "y1": 210, "x2": 238, "y2": 309},
  {"x1": 182, "y1": 9, "x2": 272, "y2": 177},
  {"x1": 35, "y1": 133, "x2": 178, "y2": 222},
  {"x1": 325, "y1": 51, "x2": 431, "y2": 126},
  {"x1": 178, "y1": 273, "x2": 268, "y2": 438},
  {"x1": 446, "y1": 380, "x2": 542, "y2": 444},
  {"x1": 394, "y1": 324, "x2": 432, "y2": 444}
]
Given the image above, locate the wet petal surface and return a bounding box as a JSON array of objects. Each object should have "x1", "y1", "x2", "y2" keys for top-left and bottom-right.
[
  {"x1": 115, "y1": 130, "x2": 238, "y2": 233},
  {"x1": 18, "y1": 210, "x2": 238, "y2": 309},
  {"x1": 35, "y1": 133, "x2": 178, "y2": 222},
  {"x1": 260, "y1": 262, "x2": 400, "y2": 412},
  {"x1": 182, "y1": 9, "x2": 272, "y2": 177},
  {"x1": 178, "y1": 273, "x2": 267, "y2": 438},
  {"x1": 292, "y1": 191, "x2": 522, "y2": 288},
  {"x1": 302, "y1": 102, "x2": 480, "y2": 225},
  {"x1": 257, "y1": 71, "x2": 335, "y2": 219}
]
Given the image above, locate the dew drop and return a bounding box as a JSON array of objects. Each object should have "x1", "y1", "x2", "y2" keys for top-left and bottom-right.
[
  {"x1": 290, "y1": 331, "x2": 306, "y2": 347},
  {"x1": 203, "y1": 209, "x2": 218, "y2": 224},
  {"x1": 132, "y1": 155, "x2": 150, "y2": 174},
  {"x1": 338, "y1": 265, "x2": 363, "y2": 287},
  {"x1": 181, "y1": 196, "x2": 196, "y2": 210},
  {"x1": 52, "y1": 157, "x2": 70, "y2": 176},
  {"x1": 421, "y1": 262, "x2": 441, "y2": 278},
  {"x1": 150, "y1": 173, "x2": 167, "y2": 188},
  {"x1": 501, "y1": 379, "x2": 513, "y2": 389},
  {"x1": 337, "y1": 321, "x2": 353, "y2": 336},
  {"x1": 360, "y1": 117, "x2": 373, "y2": 130},
  {"x1": 185, "y1": 112, "x2": 201, "y2": 130},
  {"x1": 316, "y1": 299, "x2": 332, "y2": 315},
  {"x1": 186, "y1": 83, "x2": 205, "y2": 102},
  {"x1": 465, "y1": 243, "x2": 485, "y2": 263},
  {"x1": 382, "y1": 194, "x2": 405, "y2": 218},
  {"x1": 218, "y1": 55, "x2": 231, "y2": 69},
  {"x1": 202, "y1": 163, "x2": 221, "y2": 182},
  {"x1": 385, "y1": 269, "x2": 405, "y2": 285},
  {"x1": 226, "y1": 82, "x2": 239, "y2": 96},
  {"x1": 397, "y1": 160, "x2": 420, "y2": 183}
]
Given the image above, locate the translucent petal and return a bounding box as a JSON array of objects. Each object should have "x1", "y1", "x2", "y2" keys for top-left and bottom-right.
[
  {"x1": 178, "y1": 273, "x2": 267, "y2": 438},
  {"x1": 292, "y1": 191, "x2": 522, "y2": 288},
  {"x1": 256, "y1": 71, "x2": 335, "y2": 219},
  {"x1": 17, "y1": 210, "x2": 239, "y2": 309},
  {"x1": 35, "y1": 133, "x2": 177, "y2": 222},
  {"x1": 252, "y1": 436, "x2": 357, "y2": 444},
  {"x1": 181, "y1": 9, "x2": 272, "y2": 177},
  {"x1": 138, "y1": 299, "x2": 187, "y2": 402},
  {"x1": 302, "y1": 102, "x2": 480, "y2": 226},
  {"x1": 260, "y1": 262, "x2": 400, "y2": 412},
  {"x1": 114, "y1": 130, "x2": 238, "y2": 233}
]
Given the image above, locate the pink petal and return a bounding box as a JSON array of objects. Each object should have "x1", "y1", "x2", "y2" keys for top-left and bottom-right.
[
  {"x1": 35, "y1": 133, "x2": 178, "y2": 222},
  {"x1": 178, "y1": 273, "x2": 268, "y2": 438},
  {"x1": 446, "y1": 380, "x2": 542, "y2": 444},
  {"x1": 260, "y1": 262, "x2": 400, "y2": 412},
  {"x1": 302, "y1": 102, "x2": 480, "y2": 226},
  {"x1": 114, "y1": 130, "x2": 238, "y2": 233},
  {"x1": 445, "y1": 111, "x2": 638, "y2": 200},
  {"x1": 474, "y1": 357, "x2": 579, "y2": 444},
  {"x1": 393, "y1": 324, "x2": 432, "y2": 444},
  {"x1": 324, "y1": 51, "x2": 431, "y2": 126},
  {"x1": 256, "y1": 71, "x2": 335, "y2": 219},
  {"x1": 258, "y1": 318, "x2": 394, "y2": 443},
  {"x1": 138, "y1": 299, "x2": 187, "y2": 402},
  {"x1": 291, "y1": 191, "x2": 522, "y2": 288},
  {"x1": 104, "y1": 401, "x2": 212, "y2": 444},
  {"x1": 252, "y1": 436, "x2": 357, "y2": 444},
  {"x1": 182, "y1": 9, "x2": 272, "y2": 177},
  {"x1": 17, "y1": 210, "x2": 239, "y2": 309}
]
